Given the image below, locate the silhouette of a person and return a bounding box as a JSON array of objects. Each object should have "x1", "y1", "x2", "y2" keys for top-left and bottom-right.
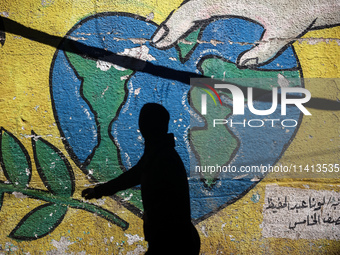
[{"x1": 82, "y1": 103, "x2": 200, "y2": 254}]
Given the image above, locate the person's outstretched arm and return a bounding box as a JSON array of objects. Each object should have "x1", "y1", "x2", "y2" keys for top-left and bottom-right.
[{"x1": 82, "y1": 161, "x2": 143, "y2": 200}]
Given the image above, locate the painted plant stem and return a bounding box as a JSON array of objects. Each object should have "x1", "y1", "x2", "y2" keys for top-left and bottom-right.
[{"x1": 0, "y1": 182, "x2": 129, "y2": 230}]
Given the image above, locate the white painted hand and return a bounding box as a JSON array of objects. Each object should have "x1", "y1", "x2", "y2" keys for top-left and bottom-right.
[{"x1": 152, "y1": 0, "x2": 340, "y2": 66}]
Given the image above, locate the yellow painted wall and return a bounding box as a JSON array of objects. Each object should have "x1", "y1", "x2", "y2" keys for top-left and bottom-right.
[{"x1": 0, "y1": 0, "x2": 339, "y2": 254}]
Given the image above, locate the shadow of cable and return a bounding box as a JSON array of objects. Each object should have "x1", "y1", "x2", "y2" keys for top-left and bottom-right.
[{"x1": 1, "y1": 16, "x2": 339, "y2": 111}]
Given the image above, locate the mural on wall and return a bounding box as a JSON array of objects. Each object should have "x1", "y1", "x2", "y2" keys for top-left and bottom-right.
[
  {"x1": 0, "y1": 0, "x2": 339, "y2": 251},
  {"x1": 50, "y1": 12, "x2": 302, "y2": 224}
]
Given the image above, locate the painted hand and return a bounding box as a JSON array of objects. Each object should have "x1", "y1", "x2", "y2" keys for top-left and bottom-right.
[{"x1": 152, "y1": 0, "x2": 340, "y2": 66}]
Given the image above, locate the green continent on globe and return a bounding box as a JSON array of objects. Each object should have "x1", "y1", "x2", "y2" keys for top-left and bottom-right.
[
  {"x1": 62, "y1": 25, "x2": 301, "y2": 210},
  {"x1": 190, "y1": 58, "x2": 301, "y2": 187},
  {"x1": 65, "y1": 48, "x2": 143, "y2": 211}
]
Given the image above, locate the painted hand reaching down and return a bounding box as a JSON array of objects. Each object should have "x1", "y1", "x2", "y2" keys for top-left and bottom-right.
[{"x1": 151, "y1": 0, "x2": 340, "y2": 67}]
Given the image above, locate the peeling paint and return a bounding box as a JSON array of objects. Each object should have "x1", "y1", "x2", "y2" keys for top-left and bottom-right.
[
  {"x1": 0, "y1": 11, "x2": 9, "y2": 17},
  {"x1": 47, "y1": 237, "x2": 74, "y2": 254},
  {"x1": 201, "y1": 225, "x2": 209, "y2": 237},
  {"x1": 12, "y1": 192, "x2": 28, "y2": 199},
  {"x1": 126, "y1": 245, "x2": 146, "y2": 255},
  {"x1": 251, "y1": 192, "x2": 260, "y2": 203},
  {"x1": 124, "y1": 233, "x2": 144, "y2": 245},
  {"x1": 134, "y1": 88, "x2": 141, "y2": 96}
]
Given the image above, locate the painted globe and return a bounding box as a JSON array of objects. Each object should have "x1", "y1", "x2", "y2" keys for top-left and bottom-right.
[{"x1": 50, "y1": 13, "x2": 302, "y2": 221}]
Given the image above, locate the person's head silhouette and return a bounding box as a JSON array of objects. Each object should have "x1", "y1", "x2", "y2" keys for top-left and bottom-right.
[{"x1": 139, "y1": 103, "x2": 170, "y2": 140}]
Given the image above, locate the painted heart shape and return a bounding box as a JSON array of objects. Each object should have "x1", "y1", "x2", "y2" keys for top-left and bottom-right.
[{"x1": 50, "y1": 12, "x2": 302, "y2": 222}]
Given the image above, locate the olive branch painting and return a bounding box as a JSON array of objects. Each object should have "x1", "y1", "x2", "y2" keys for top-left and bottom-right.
[{"x1": 0, "y1": 128, "x2": 128, "y2": 241}]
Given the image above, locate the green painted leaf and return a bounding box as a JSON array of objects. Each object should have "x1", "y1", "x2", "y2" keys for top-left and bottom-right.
[
  {"x1": 9, "y1": 203, "x2": 67, "y2": 240},
  {"x1": 0, "y1": 128, "x2": 32, "y2": 188},
  {"x1": 32, "y1": 132, "x2": 75, "y2": 197},
  {"x1": 89, "y1": 205, "x2": 129, "y2": 230}
]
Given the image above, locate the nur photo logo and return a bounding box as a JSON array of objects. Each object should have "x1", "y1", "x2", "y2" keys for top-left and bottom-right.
[
  {"x1": 188, "y1": 77, "x2": 310, "y2": 181},
  {"x1": 192, "y1": 78, "x2": 311, "y2": 129}
]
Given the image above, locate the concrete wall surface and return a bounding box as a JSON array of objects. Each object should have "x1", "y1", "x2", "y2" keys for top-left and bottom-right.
[{"x1": 0, "y1": 0, "x2": 339, "y2": 254}]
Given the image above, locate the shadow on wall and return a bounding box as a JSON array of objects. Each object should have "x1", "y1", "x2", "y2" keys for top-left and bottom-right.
[
  {"x1": 0, "y1": 16, "x2": 339, "y2": 111},
  {"x1": 1, "y1": 12, "x2": 339, "y2": 242}
]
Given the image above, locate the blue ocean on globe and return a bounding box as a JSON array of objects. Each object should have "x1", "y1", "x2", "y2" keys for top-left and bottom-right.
[{"x1": 51, "y1": 13, "x2": 302, "y2": 220}]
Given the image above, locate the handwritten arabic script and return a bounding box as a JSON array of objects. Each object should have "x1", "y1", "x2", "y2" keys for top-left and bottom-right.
[{"x1": 262, "y1": 185, "x2": 340, "y2": 240}]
